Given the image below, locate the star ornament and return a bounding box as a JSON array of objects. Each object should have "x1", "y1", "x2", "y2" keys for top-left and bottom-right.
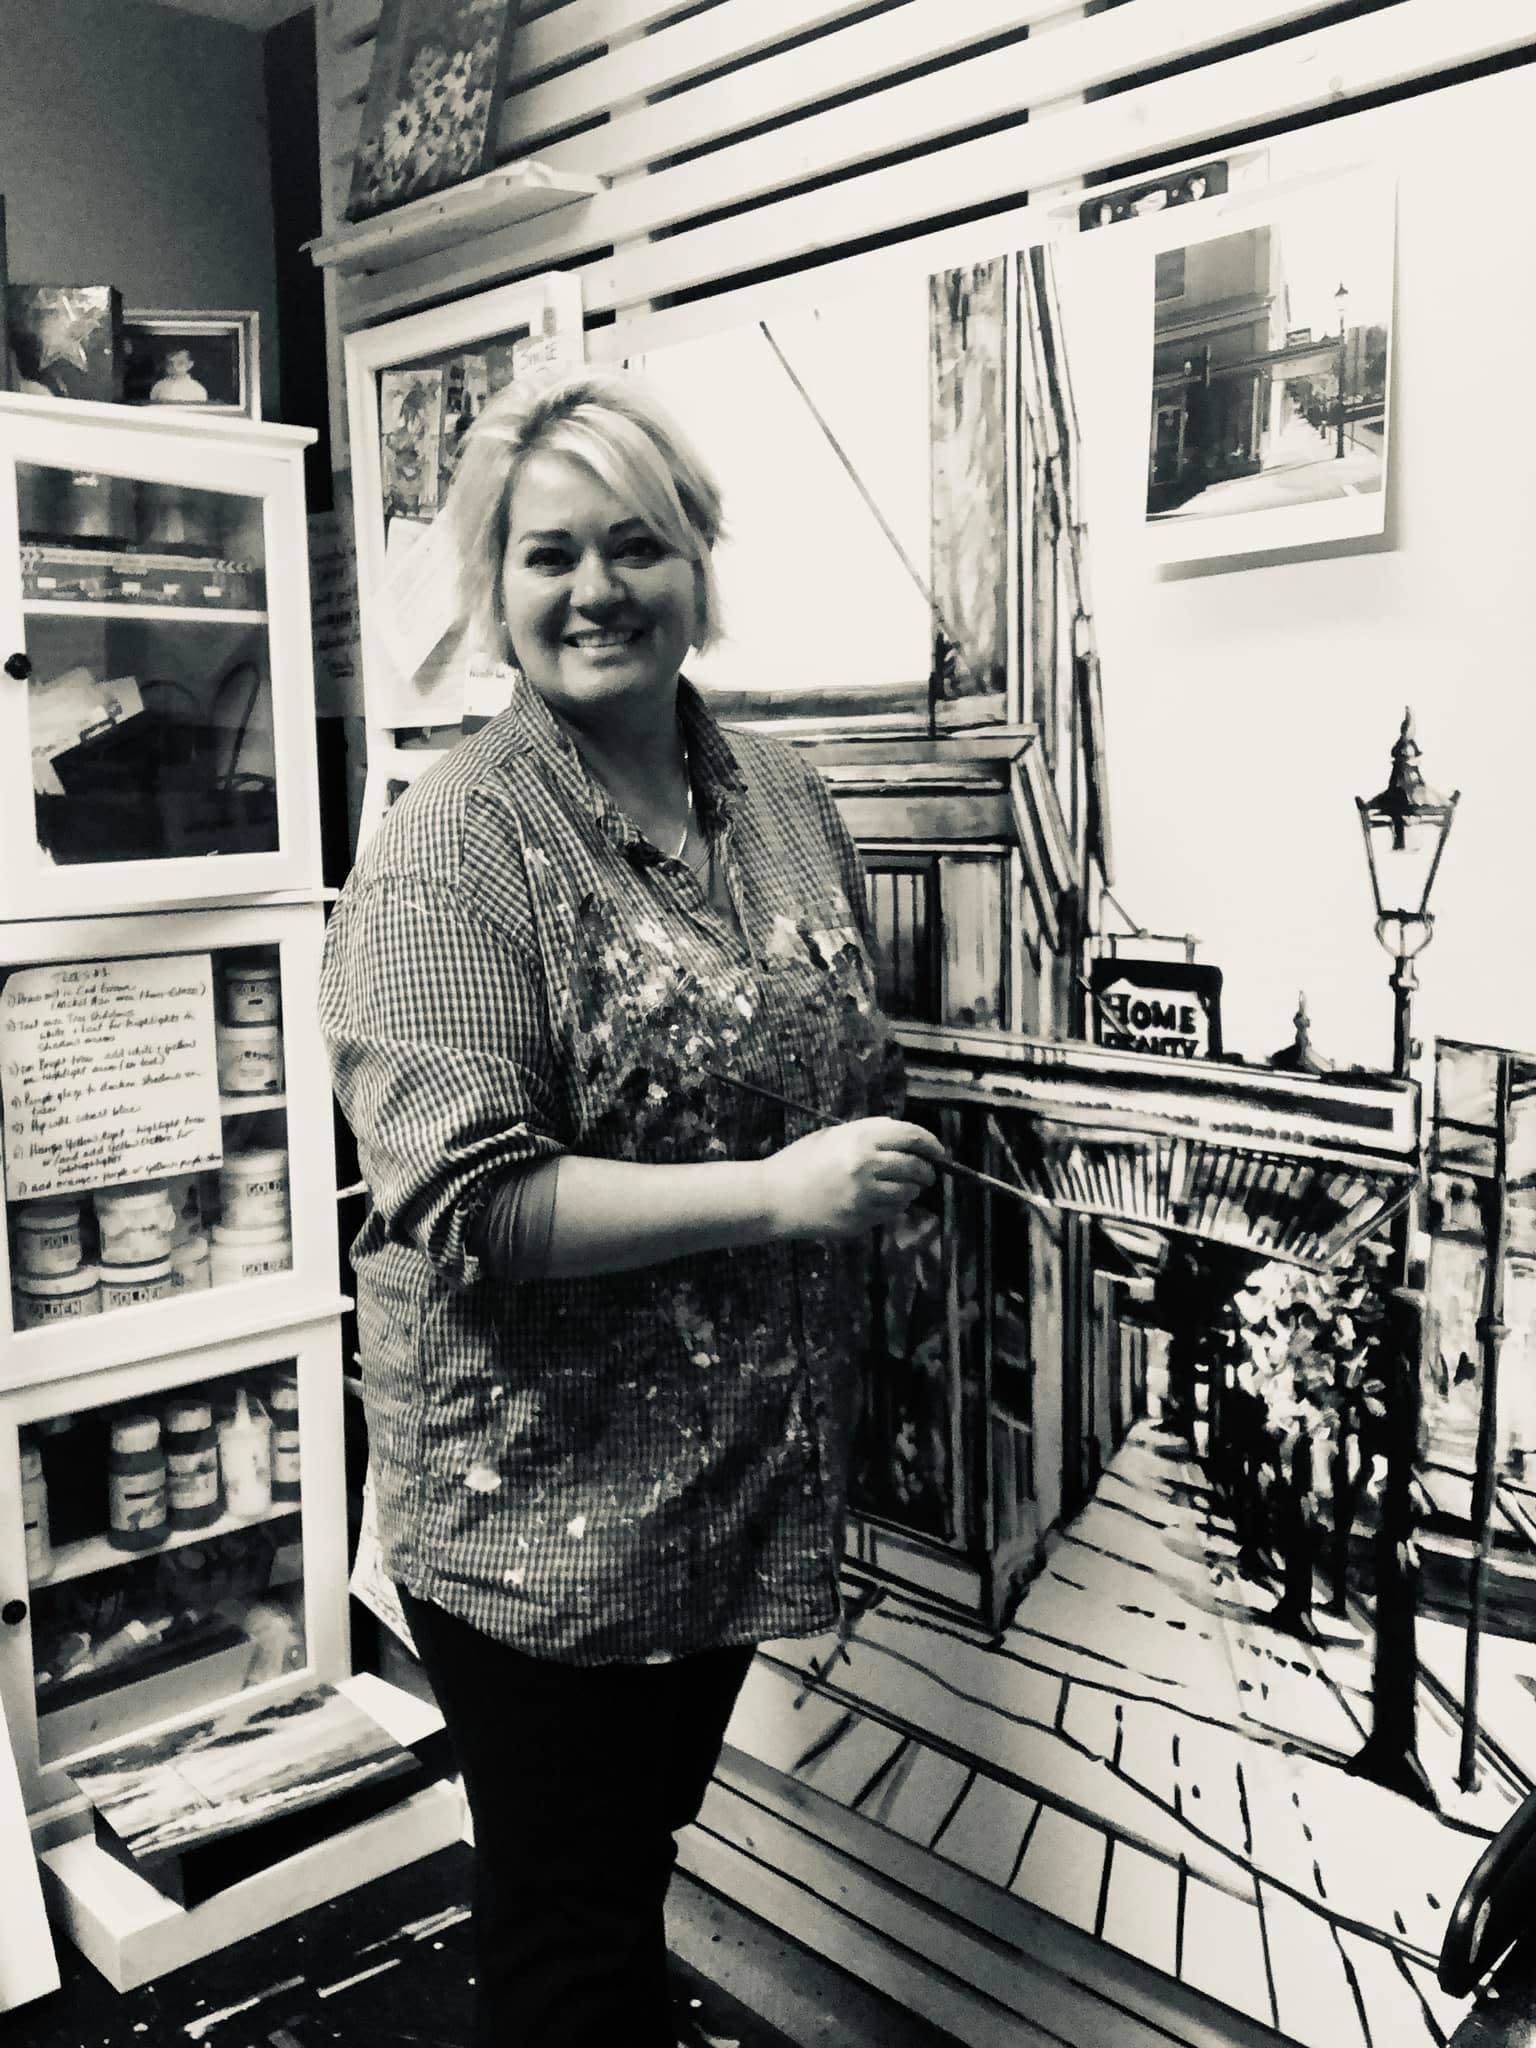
[{"x1": 32, "y1": 290, "x2": 108, "y2": 374}]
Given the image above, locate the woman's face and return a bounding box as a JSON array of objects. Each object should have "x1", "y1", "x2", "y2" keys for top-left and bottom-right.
[{"x1": 499, "y1": 450, "x2": 699, "y2": 725}]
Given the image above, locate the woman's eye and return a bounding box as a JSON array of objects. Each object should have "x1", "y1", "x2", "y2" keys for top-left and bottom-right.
[
  {"x1": 616, "y1": 536, "x2": 665, "y2": 563},
  {"x1": 525, "y1": 547, "x2": 572, "y2": 571}
]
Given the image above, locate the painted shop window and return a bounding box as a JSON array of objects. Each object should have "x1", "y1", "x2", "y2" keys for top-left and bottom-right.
[{"x1": 864, "y1": 858, "x2": 941, "y2": 1023}]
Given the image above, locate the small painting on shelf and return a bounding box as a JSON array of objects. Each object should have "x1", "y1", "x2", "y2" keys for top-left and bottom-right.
[{"x1": 346, "y1": 0, "x2": 523, "y2": 224}]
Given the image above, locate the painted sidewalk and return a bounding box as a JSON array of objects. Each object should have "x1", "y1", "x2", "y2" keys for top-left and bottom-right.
[{"x1": 735, "y1": 1424, "x2": 1522, "y2": 2048}]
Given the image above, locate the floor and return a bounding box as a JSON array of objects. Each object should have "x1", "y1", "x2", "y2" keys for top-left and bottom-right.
[
  {"x1": 7, "y1": 1840, "x2": 961, "y2": 2048},
  {"x1": 718, "y1": 1423, "x2": 1524, "y2": 2048}
]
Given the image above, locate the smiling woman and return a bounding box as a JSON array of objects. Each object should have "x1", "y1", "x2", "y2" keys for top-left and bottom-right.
[{"x1": 319, "y1": 366, "x2": 944, "y2": 2048}]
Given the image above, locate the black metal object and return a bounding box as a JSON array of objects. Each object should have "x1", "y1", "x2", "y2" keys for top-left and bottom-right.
[
  {"x1": 4, "y1": 650, "x2": 32, "y2": 679},
  {"x1": 1443, "y1": 1787, "x2": 1536, "y2": 2044}
]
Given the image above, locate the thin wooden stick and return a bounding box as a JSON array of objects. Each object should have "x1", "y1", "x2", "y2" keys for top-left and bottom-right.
[{"x1": 705, "y1": 1069, "x2": 1057, "y2": 1215}]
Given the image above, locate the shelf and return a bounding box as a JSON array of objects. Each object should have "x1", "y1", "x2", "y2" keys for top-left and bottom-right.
[
  {"x1": 307, "y1": 159, "x2": 602, "y2": 278},
  {"x1": 36, "y1": 1502, "x2": 301, "y2": 1588},
  {"x1": 24, "y1": 601, "x2": 268, "y2": 626},
  {"x1": 220, "y1": 1091, "x2": 286, "y2": 1117}
]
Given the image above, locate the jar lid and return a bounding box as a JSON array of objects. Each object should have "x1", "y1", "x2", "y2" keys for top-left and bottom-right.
[
  {"x1": 99, "y1": 1256, "x2": 172, "y2": 1283},
  {"x1": 165, "y1": 1400, "x2": 213, "y2": 1431},
  {"x1": 211, "y1": 1221, "x2": 291, "y2": 1244},
  {"x1": 17, "y1": 1199, "x2": 81, "y2": 1227},
  {"x1": 218, "y1": 1020, "x2": 280, "y2": 1038},
  {"x1": 220, "y1": 1147, "x2": 288, "y2": 1177},
  {"x1": 95, "y1": 1182, "x2": 173, "y2": 1216},
  {"x1": 110, "y1": 1413, "x2": 161, "y2": 1453},
  {"x1": 15, "y1": 1264, "x2": 99, "y2": 1297},
  {"x1": 223, "y1": 958, "x2": 278, "y2": 980}
]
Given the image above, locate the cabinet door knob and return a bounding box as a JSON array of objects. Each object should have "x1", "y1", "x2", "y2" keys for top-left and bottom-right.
[
  {"x1": 1, "y1": 1599, "x2": 26, "y2": 1626},
  {"x1": 3, "y1": 652, "x2": 31, "y2": 681}
]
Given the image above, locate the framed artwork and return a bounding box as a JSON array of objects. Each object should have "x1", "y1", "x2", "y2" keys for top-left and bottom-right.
[
  {"x1": 120, "y1": 311, "x2": 261, "y2": 420},
  {"x1": 342, "y1": 269, "x2": 583, "y2": 736},
  {"x1": 347, "y1": 0, "x2": 523, "y2": 223},
  {"x1": 7, "y1": 285, "x2": 123, "y2": 402},
  {"x1": 1054, "y1": 162, "x2": 1397, "y2": 566}
]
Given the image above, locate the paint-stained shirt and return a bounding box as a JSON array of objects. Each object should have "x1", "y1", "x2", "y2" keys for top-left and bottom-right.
[{"x1": 319, "y1": 678, "x2": 899, "y2": 1665}]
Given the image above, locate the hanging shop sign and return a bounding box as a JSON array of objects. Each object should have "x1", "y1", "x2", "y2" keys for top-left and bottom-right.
[{"x1": 1089, "y1": 958, "x2": 1224, "y2": 1061}]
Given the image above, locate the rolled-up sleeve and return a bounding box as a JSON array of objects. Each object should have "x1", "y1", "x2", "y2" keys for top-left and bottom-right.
[{"x1": 319, "y1": 872, "x2": 564, "y2": 1289}]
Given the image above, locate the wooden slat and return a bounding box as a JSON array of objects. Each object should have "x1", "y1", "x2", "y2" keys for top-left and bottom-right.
[
  {"x1": 593, "y1": 0, "x2": 1536, "y2": 312},
  {"x1": 518, "y1": 0, "x2": 1074, "y2": 176},
  {"x1": 320, "y1": 0, "x2": 379, "y2": 53},
  {"x1": 335, "y1": 0, "x2": 1536, "y2": 327},
  {"x1": 507, "y1": 0, "x2": 893, "y2": 163}
]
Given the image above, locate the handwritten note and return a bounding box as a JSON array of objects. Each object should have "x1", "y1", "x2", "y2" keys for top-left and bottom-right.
[{"x1": 1, "y1": 954, "x2": 223, "y2": 1202}]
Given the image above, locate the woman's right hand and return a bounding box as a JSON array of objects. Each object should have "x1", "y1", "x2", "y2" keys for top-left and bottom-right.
[{"x1": 761, "y1": 1117, "x2": 946, "y2": 1242}]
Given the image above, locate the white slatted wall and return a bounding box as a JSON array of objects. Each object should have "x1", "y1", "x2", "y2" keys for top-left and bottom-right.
[{"x1": 316, "y1": 0, "x2": 1536, "y2": 360}]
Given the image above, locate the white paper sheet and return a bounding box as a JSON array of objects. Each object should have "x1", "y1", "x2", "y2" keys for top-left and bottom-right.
[{"x1": 0, "y1": 952, "x2": 223, "y2": 1202}]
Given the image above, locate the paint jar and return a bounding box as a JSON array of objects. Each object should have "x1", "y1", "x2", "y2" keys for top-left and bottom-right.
[
  {"x1": 221, "y1": 957, "x2": 281, "y2": 1026},
  {"x1": 209, "y1": 1222, "x2": 291, "y2": 1286},
  {"x1": 218, "y1": 1384, "x2": 272, "y2": 1519},
  {"x1": 164, "y1": 1398, "x2": 222, "y2": 1530},
  {"x1": 216, "y1": 1022, "x2": 283, "y2": 1096},
  {"x1": 94, "y1": 1183, "x2": 177, "y2": 1266},
  {"x1": 217, "y1": 1147, "x2": 289, "y2": 1232},
  {"x1": 107, "y1": 1413, "x2": 168, "y2": 1552},
  {"x1": 98, "y1": 1257, "x2": 174, "y2": 1312},
  {"x1": 269, "y1": 1371, "x2": 301, "y2": 1503},
  {"x1": 20, "y1": 1439, "x2": 51, "y2": 1580},
  {"x1": 14, "y1": 1264, "x2": 101, "y2": 1329},
  {"x1": 14, "y1": 1198, "x2": 83, "y2": 1276},
  {"x1": 169, "y1": 1234, "x2": 211, "y2": 1291}
]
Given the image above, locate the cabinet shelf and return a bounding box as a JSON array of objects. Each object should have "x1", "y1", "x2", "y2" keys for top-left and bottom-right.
[
  {"x1": 36, "y1": 1503, "x2": 302, "y2": 1588},
  {"x1": 23, "y1": 600, "x2": 269, "y2": 626},
  {"x1": 221, "y1": 1091, "x2": 287, "y2": 1117}
]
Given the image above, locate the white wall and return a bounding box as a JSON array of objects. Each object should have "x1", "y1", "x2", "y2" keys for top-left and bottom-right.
[
  {"x1": 1055, "y1": 64, "x2": 1536, "y2": 1080},
  {"x1": 0, "y1": 0, "x2": 281, "y2": 422}
]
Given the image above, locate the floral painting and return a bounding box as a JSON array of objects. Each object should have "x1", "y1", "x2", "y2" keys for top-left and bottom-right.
[{"x1": 347, "y1": 0, "x2": 521, "y2": 223}]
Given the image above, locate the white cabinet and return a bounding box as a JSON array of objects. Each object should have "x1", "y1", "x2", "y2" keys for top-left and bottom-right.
[
  {"x1": 0, "y1": 397, "x2": 460, "y2": 1986},
  {"x1": 0, "y1": 393, "x2": 322, "y2": 919}
]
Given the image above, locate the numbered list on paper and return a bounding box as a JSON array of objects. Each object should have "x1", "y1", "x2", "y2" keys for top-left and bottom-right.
[{"x1": 1, "y1": 953, "x2": 223, "y2": 1202}]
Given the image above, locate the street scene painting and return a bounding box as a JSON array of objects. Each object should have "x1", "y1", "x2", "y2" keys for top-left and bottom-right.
[{"x1": 627, "y1": 102, "x2": 1530, "y2": 2040}]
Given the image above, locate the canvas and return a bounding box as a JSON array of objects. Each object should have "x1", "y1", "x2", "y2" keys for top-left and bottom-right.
[
  {"x1": 347, "y1": 0, "x2": 522, "y2": 223},
  {"x1": 621, "y1": 73, "x2": 1535, "y2": 2046}
]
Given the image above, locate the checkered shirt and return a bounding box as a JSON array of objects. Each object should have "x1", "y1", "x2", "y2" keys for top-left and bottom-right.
[{"x1": 319, "y1": 678, "x2": 899, "y2": 1664}]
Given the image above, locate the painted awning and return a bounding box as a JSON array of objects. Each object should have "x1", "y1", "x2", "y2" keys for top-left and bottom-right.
[{"x1": 899, "y1": 1020, "x2": 1418, "y2": 1273}]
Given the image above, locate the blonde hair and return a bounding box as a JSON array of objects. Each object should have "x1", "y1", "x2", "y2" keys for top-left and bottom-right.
[{"x1": 443, "y1": 365, "x2": 725, "y2": 661}]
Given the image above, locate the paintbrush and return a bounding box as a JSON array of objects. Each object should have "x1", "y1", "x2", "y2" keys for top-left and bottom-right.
[{"x1": 704, "y1": 1069, "x2": 1054, "y2": 1214}]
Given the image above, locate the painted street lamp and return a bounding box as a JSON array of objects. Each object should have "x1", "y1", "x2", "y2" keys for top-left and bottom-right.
[
  {"x1": 1334, "y1": 280, "x2": 1351, "y2": 460},
  {"x1": 1349, "y1": 709, "x2": 1459, "y2": 1810},
  {"x1": 1356, "y1": 709, "x2": 1460, "y2": 1082}
]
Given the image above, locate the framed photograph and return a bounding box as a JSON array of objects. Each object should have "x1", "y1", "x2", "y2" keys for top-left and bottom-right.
[{"x1": 120, "y1": 311, "x2": 260, "y2": 420}]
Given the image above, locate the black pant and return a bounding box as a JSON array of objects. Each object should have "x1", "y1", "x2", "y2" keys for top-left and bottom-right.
[{"x1": 399, "y1": 1589, "x2": 755, "y2": 2048}]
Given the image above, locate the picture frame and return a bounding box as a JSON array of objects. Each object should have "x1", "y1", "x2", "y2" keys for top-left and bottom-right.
[
  {"x1": 342, "y1": 269, "x2": 582, "y2": 739},
  {"x1": 120, "y1": 310, "x2": 260, "y2": 420}
]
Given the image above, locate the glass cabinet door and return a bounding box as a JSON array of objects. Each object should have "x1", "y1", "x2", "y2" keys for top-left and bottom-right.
[
  {"x1": 0, "y1": 401, "x2": 320, "y2": 917},
  {"x1": 0, "y1": 1321, "x2": 348, "y2": 1814}
]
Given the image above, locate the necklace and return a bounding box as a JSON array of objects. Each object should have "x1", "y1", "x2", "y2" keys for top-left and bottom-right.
[{"x1": 670, "y1": 735, "x2": 701, "y2": 863}]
